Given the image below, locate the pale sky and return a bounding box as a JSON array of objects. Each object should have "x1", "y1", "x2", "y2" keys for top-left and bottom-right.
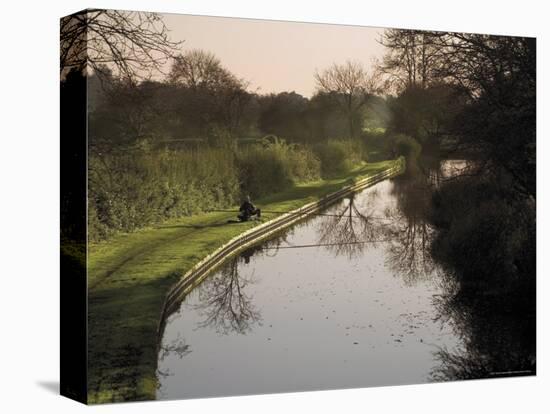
[{"x1": 161, "y1": 13, "x2": 386, "y2": 97}]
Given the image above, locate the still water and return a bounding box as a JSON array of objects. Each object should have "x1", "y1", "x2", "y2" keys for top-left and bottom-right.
[{"x1": 157, "y1": 161, "x2": 469, "y2": 399}]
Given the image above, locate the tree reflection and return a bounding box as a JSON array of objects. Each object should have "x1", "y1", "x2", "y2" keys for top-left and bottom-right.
[
  {"x1": 315, "y1": 158, "x2": 535, "y2": 380},
  {"x1": 431, "y1": 288, "x2": 536, "y2": 381},
  {"x1": 193, "y1": 249, "x2": 262, "y2": 335},
  {"x1": 157, "y1": 334, "x2": 192, "y2": 381},
  {"x1": 383, "y1": 174, "x2": 436, "y2": 284},
  {"x1": 158, "y1": 333, "x2": 191, "y2": 362},
  {"x1": 427, "y1": 157, "x2": 536, "y2": 381},
  {"x1": 317, "y1": 192, "x2": 385, "y2": 259},
  {"x1": 316, "y1": 163, "x2": 441, "y2": 285}
]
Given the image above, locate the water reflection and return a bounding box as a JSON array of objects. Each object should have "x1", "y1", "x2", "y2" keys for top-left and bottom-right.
[
  {"x1": 317, "y1": 192, "x2": 385, "y2": 259},
  {"x1": 189, "y1": 237, "x2": 288, "y2": 335},
  {"x1": 431, "y1": 291, "x2": 536, "y2": 381},
  {"x1": 316, "y1": 162, "x2": 440, "y2": 285},
  {"x1": 383, "y1": 174, "x2": 436, "y2": 285},
  {"x1": 192, "y1": 252, "x2": 262, "y2": 335},
  {"x1": 157, "y1": 334, "x2": 191, "y2": 380},
  {"x1": 157, "y1": 158, "x2": 534, "y2": 398},
  {"x1": 424, "y1": 158, "x2": 536, "y2": 381},
  {"x1": 312, "y1": 159, "x2": 535, "y2": 381}
]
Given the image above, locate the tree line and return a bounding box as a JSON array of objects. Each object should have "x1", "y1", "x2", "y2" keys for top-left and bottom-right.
[
  {"x1": 61, "y1": 11, "x2": 535, "y2": 265},
  {"x1": 379, "y1": 29, "x2": 536, "y2": 377},
  {"x1": 87, "y1": 52, "x2": 392, "y2": 150}
]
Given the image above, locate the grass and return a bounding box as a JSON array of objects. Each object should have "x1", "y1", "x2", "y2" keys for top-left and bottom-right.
[{"x1": 86, "y1": 159, "x2": 398, "y2": 403}]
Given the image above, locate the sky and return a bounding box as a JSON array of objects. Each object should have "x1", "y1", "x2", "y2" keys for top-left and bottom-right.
[{"x1": 161, "y1": 13, "x2": 386, "y2": 97}]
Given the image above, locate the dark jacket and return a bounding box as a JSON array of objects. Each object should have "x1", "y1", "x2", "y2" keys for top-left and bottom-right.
[{"x1": 239, "y1": 200, "x2": 256, "y2": 215}]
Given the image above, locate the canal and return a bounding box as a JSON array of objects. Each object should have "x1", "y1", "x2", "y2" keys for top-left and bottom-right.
[{"x1": 156, "y1": 160, "x2": 513, "y2": 399}]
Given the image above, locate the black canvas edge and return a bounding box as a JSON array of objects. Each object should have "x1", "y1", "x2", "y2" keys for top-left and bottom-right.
[{"x1": 60, "y1": 11, "x2": 88, "y2": 405}]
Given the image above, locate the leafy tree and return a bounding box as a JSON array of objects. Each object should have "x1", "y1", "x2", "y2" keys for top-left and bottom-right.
[
  {"x1": 387, "y1": 83, "x2": 463, "y2": 147},
  {"x1": 304, "y1": 92, "x2": 349, "y2": 142},
  {"x1": 258, "y1": 92, "x2": 309, "y2": 140},
  {"x1": 169, "y1": 49, "x2": 251, "y2": 139},
  {"x1": 429, "y1": 34, "x2": 536, "y2": 198},
  {"x1": 89, "y1": 76, "x2": 167, "y2": 149}
]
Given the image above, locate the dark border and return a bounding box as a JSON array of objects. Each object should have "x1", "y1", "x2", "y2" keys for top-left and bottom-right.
[{"x1": 60, "y1": 12, "x2": 88, "y2": 404}]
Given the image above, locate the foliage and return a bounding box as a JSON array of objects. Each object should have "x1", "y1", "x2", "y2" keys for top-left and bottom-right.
[
  {"x1": 88, "y1": 148, "x2": 240, "y2": 240},
  {"x1": 386, "y1": 84, "x2": 462, "y2": 146},
  {"x1": 314, "y1": 139, "x2": 368, "y2": 177},
  {"x1": 257, "y1": 92, "x2": 309, "y2": 140},
  {"x1": 386, "y1": 133, "x2": 421, "y2": 162},
  {"x1": 303, "y1": 92, "x2": 351, "y2": 141},
  {"x1": 287, "y1": 145, "x2": 322, "y2": 182},
  {"x1": 89, "y1": 140, "x2": 323, "y2": 240},
  {"x1": 236, "y1": 138, "x2": 321, "y2": 198},
  {"x1": 87, "y1": 55, "x2": 393, "y2": 150},
  {"x1": 362, "y1": 127, "x2": 391, "y2": 161}
]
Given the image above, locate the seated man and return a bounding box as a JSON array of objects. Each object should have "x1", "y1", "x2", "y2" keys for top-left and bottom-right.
[{"x1": 238, "y1": 195, "x2": 261, "y2": 221}]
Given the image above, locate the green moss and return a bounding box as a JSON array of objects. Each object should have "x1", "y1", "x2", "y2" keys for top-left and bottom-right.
[{"x1": 87, "y1": 159, "x2": 398, "y2": 403}]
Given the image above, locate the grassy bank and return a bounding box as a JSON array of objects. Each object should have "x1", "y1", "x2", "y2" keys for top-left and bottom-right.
[{"x1": 87, "y1": 159, "x2": 398, "y2": 403}]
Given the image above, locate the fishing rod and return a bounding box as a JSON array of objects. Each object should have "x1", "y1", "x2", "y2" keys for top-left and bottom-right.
[
  {"x1": 208, "y1": 208, "x2": 344, "y2": 217},
  {"x1": 208, "y1": 209, "x2": 387, "y2": 220}
]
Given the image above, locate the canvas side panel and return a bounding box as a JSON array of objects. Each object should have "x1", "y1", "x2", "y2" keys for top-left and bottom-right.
[{"x1": 60, "y1": 10, "x2": 88, "y2": 405}]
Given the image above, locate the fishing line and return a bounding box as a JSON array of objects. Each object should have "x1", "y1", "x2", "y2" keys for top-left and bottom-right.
[
  {"x1": 261, "y1": 239, "x2": 394, "y2": 249},
  {"x1": 208, "y1": 209, "x2": 388, "y2": 220}
]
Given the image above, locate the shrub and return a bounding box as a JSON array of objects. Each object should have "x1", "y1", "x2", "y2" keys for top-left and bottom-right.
[
  {"x1": 391, "y1": 134, "x2": 421, "y2": 159},
  {"x1": 88, "y1": 148, "x2": 240, "y2": 241},
  {"x1": 384, "y1": 133, "x2": 421, "y2": 173},
  {"x1": 287, "y1": 144, "x2": 321, "y2": 182},
  {"x1": 237, "y1": 144, "x2": 292, "y2": 198},
  {"x1": 236, "y1": 138, "x2": 320, "y2": 198},
  {"x1": 362, "y1": 129, "x2": 392, "y2": 161},
  {"x1": 88, "y1": 139, "x2": 322, "y2": 241},
  {"x1": 315, "y1": 139, "x2": 367, "y2": 177}
]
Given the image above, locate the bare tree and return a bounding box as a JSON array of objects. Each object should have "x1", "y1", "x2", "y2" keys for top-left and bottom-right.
[
  {"x1": 60, "y1": 9, "x2": 181, "y2": 80},
  {"x1": 315, "y1": 61, "x2": 379, "y2": 138},
  {"x1": 378, "y1": 29, "x2": 439, "y2": 91}
]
